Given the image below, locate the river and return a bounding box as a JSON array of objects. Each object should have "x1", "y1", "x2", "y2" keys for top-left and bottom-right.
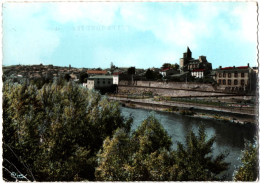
[{"x1": 121, "y1": 106, "x2": 257, "y2": 180}]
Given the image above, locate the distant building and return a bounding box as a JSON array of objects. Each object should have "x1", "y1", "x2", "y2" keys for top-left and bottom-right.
[
  {"x1": 179, "y1": 47, "x2": 212, "y2": 76},
  {"x1": 112, "y1": 74, "x2": 119, "y2": 85},
  {"x1": 191, "y1": 69, "x2": 205, "y2": 78},
  {"x1": 83, "y1": 83, "x2": 88, "y2": 87},
  {"x1": 87, "y1": 75, "x2": 113, "y2": 90},
  {"x1": 87, "y1": 70, "x2": 107, "y2": 75},
  {"x1": 252, "y1": 66, "x2": 258, "y2": 74},
  {"x1": 214, "y1": 64, "x2": 256, "y2": 92},
  {"x1": 160, "y1": 68, "x2": 178, "y2": 77},
  {"x1": 69, "y1": 73, "x2": 78, "y2": 81}
]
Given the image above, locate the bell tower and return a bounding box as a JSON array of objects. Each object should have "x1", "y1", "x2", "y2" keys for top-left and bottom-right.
[{"x1": 180, "y1": 47, "x2": 192, "y2": 71}]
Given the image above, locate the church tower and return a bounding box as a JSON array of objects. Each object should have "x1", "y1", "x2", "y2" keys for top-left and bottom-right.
[{"x1": 180, "y1": 47, "x2": 192, "y2": 71}]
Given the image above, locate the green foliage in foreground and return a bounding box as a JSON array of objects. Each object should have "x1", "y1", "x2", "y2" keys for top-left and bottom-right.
[
  {"x1": 175, "y1": 125, "x2": 230, "y2": 181},
  {"x1": 233, "y1": 140, "x2": 258, "y2": 181},
  {"x1": 4, "y1": 80, "x2": 256, "y2": 181},
  {"x1": 3, "y1": 81, "x2": 132, "y2": 181},
  {"x1": 95, "y1": 116, "x2": 230, "y2": 181}
]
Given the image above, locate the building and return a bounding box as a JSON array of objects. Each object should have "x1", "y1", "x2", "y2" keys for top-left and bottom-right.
[
  {"x1": 160, "y1": 68, "x2": 178, "y2": 77},
  {"x1": 112, "y1": 74, "x2": 119, "y2": 85},
  {"x1": 214, "y1": 64, "x2": 256, "y2": 92},
  {"x1": 191, "y1": 69, "x2": 205, "y2": 78},
  {"x1": 87, "y1": 70, "x2": 107, "y2": 75},
  {"x1": 252, "y1": 66, "x2": 258, "y2": 74},
  {"x1": 179, "y1": 47, "x2": 212, "y2": 76},
  {"x1": 86, "y1": 75, "x2": 113, "y2": 90}
]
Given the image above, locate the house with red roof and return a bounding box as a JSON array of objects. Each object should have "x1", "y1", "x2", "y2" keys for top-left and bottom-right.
[{"x1": 214, "y1": 64, "x2": 256, "y2": 92}]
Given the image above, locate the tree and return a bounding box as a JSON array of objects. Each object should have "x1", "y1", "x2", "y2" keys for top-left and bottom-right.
[
  {"x1": 127, "y1": 67, "x2": 135, "y2": 84},
  {"x1": 233, "y1": 140, "x2": 258, "y2": 181},
  {"x1": 172, "y1": 63, "x2": 180, "y2": 70},
  {"x1": 162, "y1": 63, "x2": 172, "y2": 69},
  {"x1": 161, "y1": 63, "x2": 179, "y2": 71},
  {"x1": 95, "y1": 115, "x2": 175, "y2": 181},
  {"x1": 145, "y1": 69, "x2": 155, "y2": 80},
  {"x1": 79, "y1": 72, "x2": 88, "y2": 83},
  {"x1": 64, "y1": 73, "x2": 71, "y2": 81},
  {"x1": 175, "y1": 125, "x2": 229, "y2": 181},
  {"x1": 3, "y1": 80, "x2": 132, "y2": 181}
]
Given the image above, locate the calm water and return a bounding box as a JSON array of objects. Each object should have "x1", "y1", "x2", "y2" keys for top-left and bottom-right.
[{"x1": 121, "y1": 107, "x2": 257, "y2": 180}]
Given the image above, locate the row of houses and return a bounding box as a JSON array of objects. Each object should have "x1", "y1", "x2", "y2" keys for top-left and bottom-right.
[
  {"x1": 161, "y1": 47, "x2": 257, "y2": 92},
  {"x1": 80, "y1": 47, "x2": 257, "y2": 93}
]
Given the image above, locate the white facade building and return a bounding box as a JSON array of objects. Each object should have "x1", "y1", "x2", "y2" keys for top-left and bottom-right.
[
  {"x1": 87, "y1": 75, "x2": 113, "y2": 90},
  {"x1": 113, "y1": 75, "x2": 119, "y2": 85},
  {"x1": 191, "y1": 69, "x2": 205, "y2": 78}
]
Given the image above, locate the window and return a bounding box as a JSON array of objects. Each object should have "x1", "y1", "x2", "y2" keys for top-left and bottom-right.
[
  {"x1": 241, "y1": 73, "x2": 244, "y2": 77},
  {"x1": 108, "y1": 80, "x2": 111, "y2": 84},
  {"x1": 223, "y1": 72, "x2": 226, "y2": 77},
  {"x1": 223, "y1": 80, "x2": 226, "y2": 85},
  {"x1": 218, "y1": 79, "x2": 221, "y2": 84},
  {"x1": 228, "y1": 73, "x2": 231, "y2": 78},
  {"x1": 234, "y1": 80, "x2": 238, "y2": 85},
  {"x1": 241, "y1": 79, "x2": 245, "y2": 85},
  {"x1": 228, "y1": 79, "x2": 231, "y2": 85},
  {"x1": 219, "y1": 73, "x2": 222, "y2": 77},
  {"x1": 234, "y1": 71, "x2": 238, "y2": 77}
]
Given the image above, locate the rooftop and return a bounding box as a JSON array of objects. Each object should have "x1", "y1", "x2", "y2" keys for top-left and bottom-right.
[
  {"x1": 221, "y1": 66, "x2": 249, "y2": 70},
  {"x1": 88, "y1": 75, "x2": 113, "y2": 79},
  {"x1": 87, "y1": 70, "x2": 107, "y2": 74}
]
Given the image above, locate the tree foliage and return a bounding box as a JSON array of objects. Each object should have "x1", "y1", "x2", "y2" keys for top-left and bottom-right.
[
  {"x1": 127, "y1": 67, "x2": 136, "y2": 75},
  {"x1": 233, "y1": 139, "x2": 258, "y2": 181},
  {"x1": 95, "y1": 115, "x2": 174, "y2": 181},
  {"x1": 96, "y1": 122, "x2": 229, "y2": 181},
  {"x1": 145, "y1": 69, "x2": 155, "y2": 80},
  {"x1": 161, "y1": 63, "x2": 179, "y2": 70},
  {"x1": 162, "y1": 63, "x2": 172, "y2": 69},
  {"x1": 79, "y1": 72, "x2": 88, "y2": 83},
  {"x1": 3, "y1": 81, "x2": 132, "y2": 181},
  {"x1": 175, "y1": 125, "x2": 230, "y2": 181},
  {"x1": 3, "y1": 79, "x2": 230, "y2": 181}
]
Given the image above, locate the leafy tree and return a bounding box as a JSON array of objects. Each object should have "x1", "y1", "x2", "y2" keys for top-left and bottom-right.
[
  {"x1": 161, "y1": 63, "x2": 179, "y2": 70},
  {"x1": 64, "y1": 73, "x2": 71, "y2": 81},
  {"x1": 127, "y1": 67, "x2": 136, "y2": 75},
  {"x1": 127, "y1": 67, "x2": 135, "y2": 84},
  {"x1": 172, "y1": 63, "x2": 180, "y2": 70},
  {"x1": 95, "y1": 115, "x2": 175, "y2": 181},
  {"x1": 233, "y1": 139, "x2": 258, "y2": 181},
  {"x1": 79, "y1": 72, "x2": 88, "y2": 83},
  {"x1": 145, "y1": 69, "x2": 155, "y2": 80},
  {"x1": 175, "y1": 125, "x2": 229, "y2": 181},
  {"x1": 162, "y1": 63, "x2": 172, "y2": 69},
  {"x1": 3, "y1": 80, "x2": 132, "y2": 181}
]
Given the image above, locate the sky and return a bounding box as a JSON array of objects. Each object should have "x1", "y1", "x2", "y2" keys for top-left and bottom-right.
[{"x1": 3, "y1": 2, "x2": 258, "y2": 69}]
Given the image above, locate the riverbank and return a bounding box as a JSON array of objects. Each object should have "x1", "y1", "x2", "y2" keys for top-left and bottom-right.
[{"x1": 108, "y1": 96, "x2": 257, "y2": 127}]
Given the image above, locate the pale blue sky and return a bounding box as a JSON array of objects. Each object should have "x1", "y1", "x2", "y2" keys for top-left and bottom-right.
[{"x1": 3, "y1": 2, "x2": 258, "y2": 69}]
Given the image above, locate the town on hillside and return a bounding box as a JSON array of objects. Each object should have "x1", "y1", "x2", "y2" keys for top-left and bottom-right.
[{"x1": 4, "y1": 47, "x2": 258, "y2": 95}]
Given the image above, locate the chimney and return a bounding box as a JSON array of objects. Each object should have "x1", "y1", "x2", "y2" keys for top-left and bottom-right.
[
  {"x1": 219, "y1": 66, "x2": 222, "y2": 69},
  {"x1": 247, "y1": 63, "x2": 250, "y2": 67}
]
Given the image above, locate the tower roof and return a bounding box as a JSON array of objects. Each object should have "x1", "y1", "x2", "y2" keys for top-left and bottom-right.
[{"x1": 187, "y1": 47, "x2": 191, "y2": 53}]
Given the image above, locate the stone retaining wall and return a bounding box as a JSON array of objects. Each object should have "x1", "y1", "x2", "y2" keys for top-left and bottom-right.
[
  {"x1": 119, "y1": 80, "x2": 216, "y2": 91},
  {"x1": 118, "y1": 86, "x2": 228, "y2": 97}
]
